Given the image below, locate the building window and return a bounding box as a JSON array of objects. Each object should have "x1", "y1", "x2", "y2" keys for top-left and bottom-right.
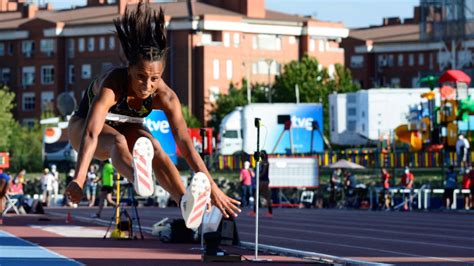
[
  {"x1": 209, "y1": 86, "x2": 219, "y2": 103},
  {"x1": 201, "y1": 33, "x2": 212, "y2": 45},
  {"x1": 418, "y1": 53, "x2": 424, "y2": 66},
  {"x1": 350, "y1": 55, "x2": 364, "y2": 68},
  {"x1": 78, "y1": 38, "x2": 85, "y2": 52},
  {"x1": 347, "y1": 94, "x2": 356, "y2": 103},
  {"x1": 1, "y1": 68, "x2": 10, "y2": 84},
  {"x1": 22, "y1": 118, "x2": 35, "y2": 128},
  {"x1": 82, "y1": 64, "x2": 91, "y2": 79},
  {"x1": 7, "y1": 43, "x2": 13, "y2": 55},
  {"x1": 408, "y1": 54, "x2": 414, "y2": 66},
  {"x1": 41, "y1": 91, "x2": 54, "y2": 111},
  {"x1": 309, "y1": 39, "x2": 315, "y2": 52},
  {"x1": 67, "y1": 39, "x2": 75, "y2": 58},
  {"x1": 347, "y1": 107, "x2": 357, "y2": 116},
  {"x1": 412, "y1": 77, "x2": 419, "y2": 87},
  {"x1": 233, "y1": 33, "x2": 240, "y2": 47},
  {"x1": 226, "y1": 59, "x2": 232, "y2": 80},
  {"x1": 22, "y1": 92, "x2": 35, "y2": 111},
  {"x1": 347, "y1": 120, "x2": 356, "y2": 132},
  {"x1": 99, "y1": 37, "x2": 105, "y2": 51},
  {"x1": 109, "y1": 36, "x2": 115, "y2": 50},
  {"x1": 391, "y1": 77, "x2": 401, "y2": 87},
  {"x1": 0, "y1": 43, "x2": 4, "y2": 56},
  {"x1": 289, "y1": 36, "x2": 296, "y2": 44},
  {"x1": 68, "y1": 65, "x2": 75, "y2": 84},
  {"x1": 41, "y1": 65, "x2": 54, "y2": 85},
  {"x1": 40, "y1": 39, "x2": 55, "y2": 55},
  {"x1": 213, "y1": 59, "x2": 219, "y2": 80},
  {"x1": 429, "y1": 53, "x2": 434, "y2": 70},
  {"x1": 22, "y1": 40, "x2": 35, "y2": 57},
  {"x1": 362, "y1": 123, "x2": 365, "y2": 132},
  {"x1": 398, "y1": 54, "x2": 404, "y2": 66},
  {"x1": 318, "y1": 39, "x2": 325, "y2": 52},
  {"x1": 388, "y1": 54, "x2": 394, "y2": 66},
  {"x1": 253, "y1": 59, "x2": 280, "y2": 75},
  {"x1": 223, "y1": 32, "x2": 230, "y2": 47},
  {"x1": 88, "y1": 37, "x2": 95, "y2": 52},
  {"x1": 22, "y1": 66, "x2": 35, "y2": 86},
  {"x1": 361, "y1": 111, "x2": 365, "y2": 118},
  {"x1": 254, "y1": 34, "x2": 282, "y2": 51}
]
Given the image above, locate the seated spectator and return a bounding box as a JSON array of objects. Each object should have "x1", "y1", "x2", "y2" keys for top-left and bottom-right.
[{"x1": 8, "y1": 176, "x2": 25, "y2": 208}]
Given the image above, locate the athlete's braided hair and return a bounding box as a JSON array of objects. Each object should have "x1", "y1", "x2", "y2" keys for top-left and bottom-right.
[{"x1": 113, "y1": 0, "x2": 167, "y2": 65}]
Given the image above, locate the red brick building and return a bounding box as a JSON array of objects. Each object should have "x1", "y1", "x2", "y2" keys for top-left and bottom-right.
[
  {"x1": 0, "y1": 0, "x2": 348, "y2": 125},
  {"x1": 342, "y1": 6, "x2": 474, "y2": 89}
]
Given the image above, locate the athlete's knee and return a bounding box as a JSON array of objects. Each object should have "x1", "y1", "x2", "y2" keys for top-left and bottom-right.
[
  {"x1": 150, "y1": 139, "x2": 164, "y2": 157},
  {"x1": 113, "y1": 134, "x2": 128, "y2": 150}
]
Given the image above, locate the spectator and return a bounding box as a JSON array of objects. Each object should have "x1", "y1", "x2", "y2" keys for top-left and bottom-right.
[
  {"x1": 462, "y1": 167, "x2": 472, "y2": 210},
  {"x1": 239, "y1": 161, "x2": 253, "y2": 207},
  {"x1": 464, "y1": 135, "x2": 471, "y2": 166},
  {"x1": 470, "y1": 164, "x2": 474, "y2": 210},
  {"x1": 400, "y1": 167, "x2": 415, "y2": 211},
  {"x1": 8, "y1": 176, "x2": 25, "y2": 208},
  {"x1": 251, "y1": 150, "x2": 273, "y2": 218},
  {"x1": 344, "y1": 170, "x2": 357, "y2": 208},
  {"x1": 62, "y1": 169, "x2": 77, "y2": 208},
  {"x1": 381, "y1": 168, "x2": 391, "y2": 210},
  {"x1": 456, "y1": 135, "x2": 467, "y2": 168},
  {"x1": 444, "y1": 165, "x2": 458, "y2": 210},
  {"x1": 0, "y1": 170, "x2": 11, "y2": 222},
  {"x1": 85, "y1": 165, "x2": 99, "y2": 207},
  {"x1": 15, "y1": 169, "x2": 26, "y2": 186},
  {"x1": 329, "y1": 168, "x2": 342, "y2": 208},
  {"x1": 92, "y1": 160, "x2": 116, "y2": 218},
  {"x1": 40, "y1": 168, "x2": 53, "y2": 206},
  {"x1": 50, "y1": 165, "x2": 60, "y2": 207}
]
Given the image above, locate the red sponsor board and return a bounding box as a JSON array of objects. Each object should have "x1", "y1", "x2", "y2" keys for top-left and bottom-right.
[
  {"x1": 0, "y1": 152, "x2": 10, "y2": 169},
  {"x1": 177, "y1": 128, "x2": 213, "y2": 156}
]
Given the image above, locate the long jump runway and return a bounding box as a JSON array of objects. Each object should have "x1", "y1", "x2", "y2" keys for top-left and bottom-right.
[{"x1": 2, "y1": 208, "x2": 473, "y2": 265}]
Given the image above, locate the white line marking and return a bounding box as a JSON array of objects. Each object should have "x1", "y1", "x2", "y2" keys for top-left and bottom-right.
[{"x1": 240, "y1": 232, "x2": 469, "y2": 264}]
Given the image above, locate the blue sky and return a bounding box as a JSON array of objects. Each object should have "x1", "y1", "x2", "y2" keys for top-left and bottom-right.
[{"x1": 37, "y1": 0, "x2": 419, "y2": 29}]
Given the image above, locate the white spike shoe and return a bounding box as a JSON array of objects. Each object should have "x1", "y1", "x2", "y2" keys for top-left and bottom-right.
[
  {"x1": 180, "y1": 172, "x2": 211, "y2": 229},
  {"x1": 132, "y1": 137, "x2": 154, "y2": 197}
]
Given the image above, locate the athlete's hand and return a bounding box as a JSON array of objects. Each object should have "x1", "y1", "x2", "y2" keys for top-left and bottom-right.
[
  {"x1": 210, "y1": 184, "x2": 241, "y2": 218},
  {"x1": 66, "y1": 180, "x2": 84, "y2": 204}
]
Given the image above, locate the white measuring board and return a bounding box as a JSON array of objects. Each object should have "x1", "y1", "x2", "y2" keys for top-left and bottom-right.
[{"x1": 268, "y1": 157, "x2": 319, "y2": 188}]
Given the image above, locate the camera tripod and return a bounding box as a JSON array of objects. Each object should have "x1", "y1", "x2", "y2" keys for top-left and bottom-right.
[{"x1": 104, "y1": 180, "x2": 144, "y2": 240}]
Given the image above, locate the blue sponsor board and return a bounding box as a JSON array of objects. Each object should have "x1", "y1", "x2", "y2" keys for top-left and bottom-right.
[
  {"x1": 144, "y1": 110, "x2": 177, "y2": 164},
  {"x1": 267, "y1": 105, "x2": 323, "y2": 154}
]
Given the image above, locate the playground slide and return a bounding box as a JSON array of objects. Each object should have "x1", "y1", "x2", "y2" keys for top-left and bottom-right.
[{"x1": 394, "y1": 125, "x2": 422, "y2": 151}]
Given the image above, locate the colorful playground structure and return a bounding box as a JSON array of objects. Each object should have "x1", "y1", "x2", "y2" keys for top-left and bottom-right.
[{"x1": 395, "y1": 70, "x2": 473, "y2": 151}]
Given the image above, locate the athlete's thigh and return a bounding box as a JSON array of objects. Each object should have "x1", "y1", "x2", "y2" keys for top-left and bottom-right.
[
  {"x1": 68, "y1": 117, "x2": 125, "y2": 160},
  {"x1": 115, "y1": 123, "x2": 157, "y2": 152}
]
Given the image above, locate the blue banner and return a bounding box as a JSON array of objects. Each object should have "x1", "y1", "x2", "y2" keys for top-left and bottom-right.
[{"x1": 144, "y1": 110, "x2": 177, "y2": 164}]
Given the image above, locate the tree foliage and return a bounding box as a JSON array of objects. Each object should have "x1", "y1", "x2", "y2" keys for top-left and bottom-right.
[
  {"x1": 182, "y1": 105, "x2": 201, "y2": 128},
  {"x1": 0, "y1": 86, "x2": 16, "y2": 151},
  {"x1": 0, "y1": 85, "x2": 43, "y2": 172}
]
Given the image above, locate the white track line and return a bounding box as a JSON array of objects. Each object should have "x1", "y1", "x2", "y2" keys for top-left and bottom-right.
[
  {"x1": 237, "y1": 223, "x2": 474, "y2": 251},
  {"x1": 240, "y1": 232, "x2": 470, "y2": 264}
]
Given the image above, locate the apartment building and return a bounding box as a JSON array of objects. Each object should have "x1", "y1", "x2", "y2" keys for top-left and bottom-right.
[
  {"x1": 342, "y1": 5, "x2": 474, "y2": 89},
  {"x1": 0, "y1": 0, "x2": 348, "y2": 125}
]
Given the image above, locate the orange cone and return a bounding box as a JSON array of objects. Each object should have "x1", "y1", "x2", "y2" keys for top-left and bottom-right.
[{"x1": 65, "y1": 212, "x2": 73, "y2": 224}]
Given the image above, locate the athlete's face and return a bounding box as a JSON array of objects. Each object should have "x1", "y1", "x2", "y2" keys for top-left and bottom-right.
[{"x1": 129, "y1": 59, "x2": 164, "y2": 99}]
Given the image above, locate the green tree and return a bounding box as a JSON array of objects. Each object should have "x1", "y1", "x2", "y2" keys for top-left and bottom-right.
[
  {"x1": 209, "y1": 83, "x2": 248, "y2": 133},
  {"x1": 0, "y1": 85, "x2": 16, "y2": 151},
  {"x1": 8, "y1": 122, "x2": 43, "y2": 172},
  {"x1": 182, "y1": 105, "x2": 201, "y2": 128},
  {"x1": 272, "y1": 55, "x2": 359, "y2": 136}
]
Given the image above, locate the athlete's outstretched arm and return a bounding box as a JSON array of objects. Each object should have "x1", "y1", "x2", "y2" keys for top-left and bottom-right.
[
  {"x1": 66, "y1": 87, "x2": 116, "y2": 203},
  {"x1": 160, "y1": 85, "x2": 241, "y2": 218}
]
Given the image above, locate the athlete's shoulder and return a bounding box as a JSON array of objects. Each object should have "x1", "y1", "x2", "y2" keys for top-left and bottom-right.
[{"x1": 153, "y1": 80, "x2": 179, "y2": 109}]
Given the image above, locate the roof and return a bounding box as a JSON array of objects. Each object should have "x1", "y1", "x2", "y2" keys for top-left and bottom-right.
[
  {"x1": 0, "y1": 2, "x2": 343, "y2": 30},
  {"x1": 349, "y1": 24, "x2": 420, "y2": 43}
]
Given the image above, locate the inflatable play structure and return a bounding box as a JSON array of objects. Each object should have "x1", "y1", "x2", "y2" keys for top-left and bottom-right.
[{"x1": 395, "y1": 70, "x2": 472, "y2": 151}]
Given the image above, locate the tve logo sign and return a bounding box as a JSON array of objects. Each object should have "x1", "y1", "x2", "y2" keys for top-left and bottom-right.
[{"x1": 144, "y1": 110, "x2": 177, "y2": 164}]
